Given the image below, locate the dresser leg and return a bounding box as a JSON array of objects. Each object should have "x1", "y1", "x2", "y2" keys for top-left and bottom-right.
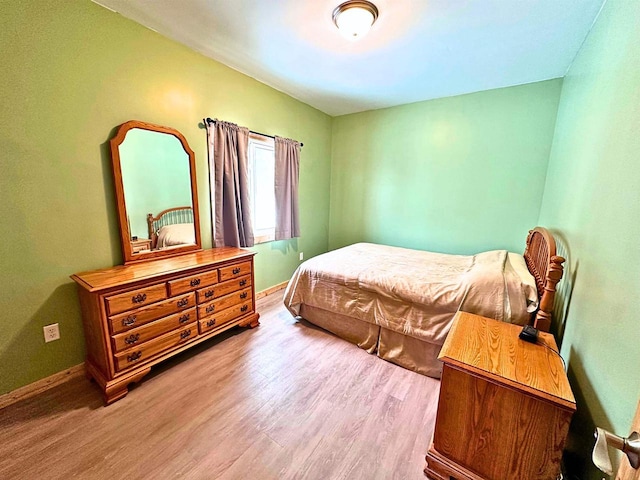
[
  {"x1": 101, "y1": 367, "x2": 151, "y2": 405},
  {"x1": 104, "y1": 384, "x2": 130, "y2": 404},
  {"x1": 240, "y1": 313, "x2": 260, "y2": 329}
]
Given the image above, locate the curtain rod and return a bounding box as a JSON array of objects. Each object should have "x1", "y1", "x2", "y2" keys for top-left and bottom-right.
[{"x1": 205, "y1": 117, "x2": 303, "y2": 147}]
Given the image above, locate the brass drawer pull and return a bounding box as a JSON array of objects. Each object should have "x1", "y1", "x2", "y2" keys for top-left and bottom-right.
[
  {"x1": 179, "y1": 313, "x2": 190, "y2": 324},
  {"x1": 206, "y1": 319, "x2": 216, "y2": 328},
  {"x1": 190, "y1": 278, "x2": 201, "y2": 287},
  {"x1": 204, "y1": 289, "x2": 215, "y2": 298},
  {"x1": 206, "y1": 305, "x2": 215, "y2": 314},
  {"x1": 239, "y1": 279, "x2": 247, "y2": 287},
  {"x1": 180, "y1": 329, "x2": 191, "y2": 340},
  {"x1": 177, "y1": 298, "x2": 189, "y2": 308},
  {"x1": 240, "y1": 292, "x2": 248, "y2": 299},
  {"x1": 132, "y1": 293, "x2": 147, "y2": 304},
  {"x1": 127, "y1": 351, "x2": 142, "y2": 363},
  {"x1": 232, "y1": 267, "x2": 241, "y2": 275},
  {"x1": 124, "y1": 333, "x2": 140, "y2": 345},
  {"x1": 240, "y1": 305, "x2": 249, "y2": 313},
  {"x1": 122, "y1": 315, "x2": 137, "y2": 327}
]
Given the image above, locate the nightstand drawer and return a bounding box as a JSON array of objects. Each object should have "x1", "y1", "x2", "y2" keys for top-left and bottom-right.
[
  {"x1": 105, "y1": 284, "x2": 167, "y2": 316},
  {"x1": 131, "y1": 238, "x2": 152, "y2": 253}
]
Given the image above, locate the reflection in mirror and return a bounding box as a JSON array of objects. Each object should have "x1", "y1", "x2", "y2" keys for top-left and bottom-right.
[
  {"x1": 110, "y1": 120, "x2": 201, "y2": 265},
  {"x1": 119, "y1": 128, "x2": 195, "y2": 253}
]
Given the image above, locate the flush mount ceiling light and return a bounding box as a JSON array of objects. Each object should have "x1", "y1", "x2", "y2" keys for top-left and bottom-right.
[{"x1": 332, "y1": 1, "x2": 379, "y2": 40}]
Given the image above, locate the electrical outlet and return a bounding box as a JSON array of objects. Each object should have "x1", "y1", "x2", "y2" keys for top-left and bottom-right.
[
  {"x1": 43, "y1": 323, "x2": 60, "y2": 343},
  {"x1": 299, "y1": 252, "x2": 304, "y2": 261}
]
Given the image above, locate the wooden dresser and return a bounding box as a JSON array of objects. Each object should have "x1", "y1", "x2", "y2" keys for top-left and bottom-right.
[
  {"x1": 425, "y1": 312, "x2": 575, "y2": 480},
  {"x1": 71, "y1": 247, "x2": 259, "y2": 404}
]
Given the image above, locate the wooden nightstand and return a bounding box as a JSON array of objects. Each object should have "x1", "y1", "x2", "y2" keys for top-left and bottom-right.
[
  {"x1": 130, "y1": 238, "x2": 152, "y2": 253},
  {"x1": 425, "y1": 312, "x2": 575, "y2": 480}
]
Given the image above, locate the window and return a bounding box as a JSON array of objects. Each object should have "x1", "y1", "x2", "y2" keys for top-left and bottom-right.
[{"x1": 248, "y1": 134, "x2": 276, "y2": 243}]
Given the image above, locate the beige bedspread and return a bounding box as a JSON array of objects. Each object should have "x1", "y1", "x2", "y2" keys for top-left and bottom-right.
[{"x1": 284, "y1": 243, "x2": 530, "y2": 346}]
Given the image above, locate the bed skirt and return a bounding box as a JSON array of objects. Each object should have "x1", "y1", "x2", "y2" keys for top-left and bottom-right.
[
  {"x1": 299, "y1": 304, "x2": 379, "y2": 354},
  {"x1": 378, "y1": 328, "x2": 443, "y2": 378},
  {"x1": 298, "y1": 304, "x2": 443, "y2": 378}
]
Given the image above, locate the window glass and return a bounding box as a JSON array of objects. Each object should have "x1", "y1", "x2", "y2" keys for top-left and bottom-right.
[{"x1": 248, "y1": 136, "x2": 275, "y2": 243}]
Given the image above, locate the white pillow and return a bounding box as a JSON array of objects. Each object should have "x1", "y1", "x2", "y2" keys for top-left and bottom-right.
[
  {"x1": 157, "y1": 223, "x2": 195, "y2": 248},
  {"x1": 508, "y1": 252, "x2": 539, "y2": 312}
]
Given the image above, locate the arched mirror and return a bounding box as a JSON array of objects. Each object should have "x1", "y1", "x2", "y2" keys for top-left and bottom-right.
[{"x1": 110, "y1": 120, "x2": 202, "y2": 264}]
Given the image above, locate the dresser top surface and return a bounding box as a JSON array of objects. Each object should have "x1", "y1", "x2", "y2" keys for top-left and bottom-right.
[
  {"x1": 71, "y1": 247, "x2": 254, "y2": 292},
  {"x1": 439, "y1": 312, "x2": 575, "y2": 409}
]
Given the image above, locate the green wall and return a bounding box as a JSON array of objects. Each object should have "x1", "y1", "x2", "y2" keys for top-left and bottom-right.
[
  {"x1": 329, "y1": 80, "x2": 563, "y2": 255},
  {"x1": 0, "y1": 0, "x2": 332, "y2": 394},
  {"x1": 538, "y1": 0, "x2": 640, "y2": 477}
]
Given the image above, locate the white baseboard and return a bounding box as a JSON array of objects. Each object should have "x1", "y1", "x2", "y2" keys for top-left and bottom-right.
[{"x1": 0, "y1": 363, "x2": 85, "y2": 410}]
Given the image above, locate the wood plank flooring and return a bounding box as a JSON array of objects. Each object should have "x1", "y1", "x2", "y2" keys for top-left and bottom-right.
[{"x1": 0, "y1": 291, "x2": 440, "y2": 480}]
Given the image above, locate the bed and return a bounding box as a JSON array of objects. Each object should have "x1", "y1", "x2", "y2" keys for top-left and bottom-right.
[
  {"x1": 283, "y1": 227, "x2": 564, "y2": 378},
  {"x1": 147, "y1": 206, "x2": 196, "y2": 249}
]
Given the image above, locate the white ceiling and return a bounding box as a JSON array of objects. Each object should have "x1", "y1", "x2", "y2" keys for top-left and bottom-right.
[{"x1": 94, "y1": 0, "x2": 605, "y2": 116}]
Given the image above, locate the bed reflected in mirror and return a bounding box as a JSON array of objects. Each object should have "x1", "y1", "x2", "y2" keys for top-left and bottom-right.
[
  {"x1": 146, "y1": 206, "x2": 195, "y2": 250},
  {"x1": 110, "y1": 120, "x2": 201, "y2": 264}
]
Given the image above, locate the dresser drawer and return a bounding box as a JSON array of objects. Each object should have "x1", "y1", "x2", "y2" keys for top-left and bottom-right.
[
  {"x1": 197, "y1": 287, "x2": 252, "y2": 319},
  {"x1": 109, "y1": 292, "x2": 196, "y2": 334},
  {"x1": 167, "y1": 269, "x2": 219, "y2": 297},
  {"x1": 196, "y1": 285, "x2": 218, "y2": 304},
  {"x1": 196, "y1": 275, "x2": 251, "y2": 303},
  {"x1": 219, "y1": 261, "x2": 251, "y2": 281},
  {"x1": 198, "y1": 300, "x2": 253, "y2": 334},
  {"x1": 105, "y1": 283, "x2": 168, "y2": 316},
  {"x1": 215, "y1": 287, "x2": 253, "y2": 312},
  {"x1": 114, "y1": 323, "x2": 198, "y2": 372},
  {"x1": 111, "y1": 307, "x2": 196, "y2": 352}
]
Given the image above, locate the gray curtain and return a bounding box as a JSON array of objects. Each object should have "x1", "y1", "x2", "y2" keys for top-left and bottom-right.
[
  {"x1": 274, "y1": 136, "x2": 301, "y2": 240},
  {"x1": 206, "y1": 120, "x2": 254, "y2": 248}
]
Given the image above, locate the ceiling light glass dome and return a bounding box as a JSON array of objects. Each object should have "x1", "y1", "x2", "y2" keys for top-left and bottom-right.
[{"x1": 332, "y1": 1, "x2": 379, "y2": 40}]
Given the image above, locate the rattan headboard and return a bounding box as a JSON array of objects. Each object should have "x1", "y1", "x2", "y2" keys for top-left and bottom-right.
[
  {"x1": 523, "y1": 227, "x2": 565, "y2": 332},
  {"x1": 147, "y1": 206, "x2": 193, "y2": 249}
]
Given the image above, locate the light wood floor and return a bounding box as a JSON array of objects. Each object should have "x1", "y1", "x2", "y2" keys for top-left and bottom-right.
[{"x1": 0, "y1": 291, "x2": 440, "y2": 480}]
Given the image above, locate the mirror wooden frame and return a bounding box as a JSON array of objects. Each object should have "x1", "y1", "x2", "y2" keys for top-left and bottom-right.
[{"x1": 110, "y1": 120, "x2": 202, "y2": 264}]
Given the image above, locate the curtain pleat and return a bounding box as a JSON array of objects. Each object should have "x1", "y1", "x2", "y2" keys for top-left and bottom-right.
[
  {"x1": 274, "y1": 136, "x2": 301, "y2": 240},
  {"x1": 206, "y1": 120, "x2": 254, "y2": 248}
]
